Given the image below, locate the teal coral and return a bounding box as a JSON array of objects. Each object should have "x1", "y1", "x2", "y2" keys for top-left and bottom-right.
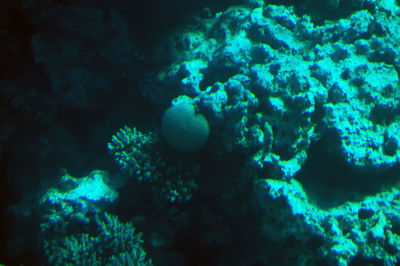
[
  {"x1": 39, "y1": 170, "x2": 118, "y2": 231},
  {"x1": 108, "y1": 126, "x2": 160, "y2": 182},
  {"x1": 25, "y1": 0, "x2": 400, "y2": 265},
  {"x1": 148, "y1": 0, "x2": 400, "y2": 178},
  {"x1": 38, "y1": 170, "x2": 151, "y2": 265},
  {"x1": 108, "y1": 126, "x2": 199, "y2": 203},
  {"x1": 45, "y1": 212, "x2": 152, "y2": 266},
  {"x1": 255, "y1": 178, "x2": 400, "y2": 265},
  {"x1": 162, "y1": 101, "x2": 210, "y2": 153}
]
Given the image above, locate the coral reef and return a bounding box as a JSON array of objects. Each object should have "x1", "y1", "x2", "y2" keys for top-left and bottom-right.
[
  {"x1": 38, "y1": 170, "x2": 152, "y2": 265},
  {"x1": 141, "y1": 0, "x2": 400, "y2": 264},
  {"x1": 148, "y1": 1, "x2": 400, "y2": 176},
  {"x1": 108, "y1": 126, "x2": 199, "y2": 203},
  {"x1": 39, "y1": 170, "x2": 118, "y2": 236},
  {"x1": 254, "y1": 178, "x2": 400, "y2": 265},
  {"x1": 4, "y1": 0, "x2": 400, "y2": 265},
  {"x1": 46, "y1": 212, "x2": 152, "y2": 266}
]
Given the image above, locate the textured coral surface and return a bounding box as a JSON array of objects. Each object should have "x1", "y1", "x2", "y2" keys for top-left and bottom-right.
[{"x1": 2, "y1": 0, "x2": 400, "y2": 265}]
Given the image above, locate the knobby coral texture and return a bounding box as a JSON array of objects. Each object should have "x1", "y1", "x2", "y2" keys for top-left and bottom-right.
[
  {"x1": 38, "y1": 170, "x2": 152, "y2": 265},
  {"x1": 141, "y1": 0, "x2": 400, "y2": 265},
  {"x1": 3, "y1": 0, "x2": 400, "y2": 265},
  {"x1": 149, "y1": 1, "x2": 400, "y2": 177},
  {"x1": 108, "y1": 125, "x2": 199, "y2": 203}
]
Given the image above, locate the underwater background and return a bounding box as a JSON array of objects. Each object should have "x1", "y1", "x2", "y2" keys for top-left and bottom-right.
[{"x1": 2, "y1": 0, "x2": 400, "y2": 265}]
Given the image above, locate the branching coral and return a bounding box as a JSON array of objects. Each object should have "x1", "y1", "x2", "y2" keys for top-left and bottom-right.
[
  {"x1": 45, "y1": 212, "x2": 152, "y2": 266},
  {"x1": 108, "y1": 126, "x2": 199, "y2": 203}
]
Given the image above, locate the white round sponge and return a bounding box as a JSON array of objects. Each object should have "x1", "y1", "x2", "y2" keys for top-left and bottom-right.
[{"x1": 161, "y1": 102, "x2": 209, "y2": 153}]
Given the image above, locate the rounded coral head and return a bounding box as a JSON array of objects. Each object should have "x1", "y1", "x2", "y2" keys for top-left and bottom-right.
[{"x1": 161, "y1": 102, "x2": 210, "y2": 153}]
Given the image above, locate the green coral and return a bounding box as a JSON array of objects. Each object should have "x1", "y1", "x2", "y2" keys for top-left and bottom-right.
[
  {"x1": 107, "y1": 126, "x2": 161, "y2": 182},
  {"x1": 108, "y1": 126, "x2": 199, "y2": 203},
  {"x1": 255, "y1": 178, "x2": 400, "y2": 265},
  {"x1": 45, "y1": 212, "x2": 152, "y2": 266},
  {"x1": 39, "y1": 170, "x2": 118, "y2": 234}
]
